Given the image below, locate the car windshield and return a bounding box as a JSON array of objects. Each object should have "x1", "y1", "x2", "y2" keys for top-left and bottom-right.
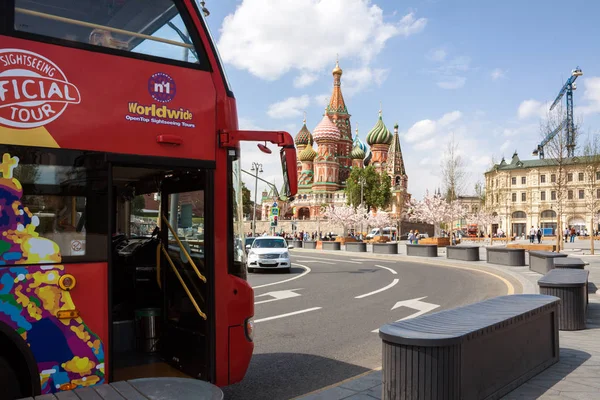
[
  {"x1": 252, "y1": 239, "x2": 286, "y2": 249},
  {"x1": 245, "y1": 238, "x2": 255, "y2": 246}
]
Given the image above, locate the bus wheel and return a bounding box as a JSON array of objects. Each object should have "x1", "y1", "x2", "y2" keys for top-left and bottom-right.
[{"x1": 0, "y1": 355, "x2": 22, "y2": 399}]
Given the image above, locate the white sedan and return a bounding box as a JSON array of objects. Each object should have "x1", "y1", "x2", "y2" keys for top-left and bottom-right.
[{"x1": 246, "y1": 236, "x2": 292, "y2": 273}]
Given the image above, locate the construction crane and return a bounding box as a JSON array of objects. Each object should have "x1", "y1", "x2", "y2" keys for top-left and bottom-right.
[{"x1": 533, "y1": 66, "x2": 583, "y2": 159}]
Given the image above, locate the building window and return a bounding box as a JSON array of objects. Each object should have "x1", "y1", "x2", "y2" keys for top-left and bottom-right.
[
  {"x1": 596, "y1": 171, "x2": 600, "y2": 181},
  {"x1": 578, "y1": 172, "x2": 584, "y2": 181},
  {"x1": 551, "y1": 174, "x2": 556, "y2": 183},
  {"x1": 597, "y1": 188, "x2": 600, "y2": 199},
  {"x1": 512, "y1": 193, "x2": 517, "y2": 202},
  {"x1": 511, "y1": 177, "x2": 516, "y2": 185},
  {"x1": 568, "y1": 173, "x2": 573, "y2": 182},
  {"x1": 512, "y1": 211, "x2": 526, "y2": 219},
  {"x1": 551, "y1": 191, "x2": 556, "y2": 200},
  {"x1": 521, "y1": 177, "x2": 526, "y2": 184},
  {"x1": 521, "y1": 192, "x2": 526, "y2": 201},
  {"x1": 541, "y1": 191, "x2": 546, "y2": 201},
  {"x1": 540, "y1": 175, "x2": 546, "y2": 183},
  {"x1": 579, "y1": 189, "x2": 584, "y2": 199},
  {"x1": 541, "y1": 210, "x2": 556, "y2": 218},
  {"x1": 568, "y1": 190, "x2": 573, "y2": 200}
]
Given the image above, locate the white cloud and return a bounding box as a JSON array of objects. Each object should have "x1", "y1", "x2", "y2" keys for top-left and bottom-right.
[
  {"x1": 437, "y1": 76, "x2": 466, "y2": 89},
  {"x1": 404, "y1": 111, "x2": 462, "y2": 143},
  {"x1": 578, "y1": 76, "x2": 600, "y2": 115},
  {"x1": 427, "y1": 49, "x2": 447, "y2": 62},
  {"x1": 238, "y1": 117, "x2": 264, "y2": 131},
  {"x1": 419, "y1": 157, "x2": 431, "y2": 165},
  {"x1": 518, "y1": 99, "x2": 548, "y2": 120},
  {"x1": 294, "y1": 72, "x2": 319, "y2": 88},
  {"x1": 314, "y1": 93, "x2": 330, "y2": 108},
  {"x1": 491, "y1": 68, "x2": 506, "y2": 80},
  {"x1": 267, "y1": 95, "x2": 311, "y2": 119},
  {"x1": 438, "y1": 111, "x2": 462, "y2": 127},
  {"x1": 500, "y1": 140, "x2": 511, "y2": 151},
  {"x1": 218, "y1": 0, "x2": 426, "y2": 81},
  {"x1": 343, "y1": 67, "x2": 390, "y2": 96}
]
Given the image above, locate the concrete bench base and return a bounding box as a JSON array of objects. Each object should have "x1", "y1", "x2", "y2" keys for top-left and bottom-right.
[
  {"x1": 322, "y1": 242, "x2": 341, "y2": 251},
  {"x1": 303, "y1": 241, "x2": 317, "y2": 249},
  {"x1": 554, "y1": 258, "x2": 585, "y2": 269},
  {"x1": 486, "y1": 247, "x2": 525, "y2": 266},
  {"x1": 539, "y1": 269, "x2": 589, "y2": 331},
  {"x1": 346, "y1": 242, "x2": 367, "y2": 252},
  {"x1": 529, "y1": 251, "x2": 568, "y2": 274},
  {"x1": 291, "y1": 240, "x2": 303, "y2": 248},
  {"x1": 406, "y1": 244, "x2": 437, "y2": 257},
  {"x1": 379, "y1": 295, "x2": 559, "y2": 400},
  {"x1": 373, "y1": 243, "x2": 398, "y2": 254},
  {"x1": 446, "y1": 246, "x2": 480, "y2": 261},
  {"x1": 19, "y1": 378, "x2": 223, "y2": 400}
]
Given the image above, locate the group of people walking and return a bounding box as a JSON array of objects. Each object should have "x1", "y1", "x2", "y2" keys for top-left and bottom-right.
[{"x1": 529, "y1": 226, "x2": 543, "y2": 243}]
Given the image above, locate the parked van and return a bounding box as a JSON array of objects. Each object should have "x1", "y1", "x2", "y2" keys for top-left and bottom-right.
[{"x1": 366, "y1": 227, "x2": 397, "y2": 240}]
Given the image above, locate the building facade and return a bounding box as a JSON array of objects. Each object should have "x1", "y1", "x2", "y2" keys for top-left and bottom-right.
[
  {"x1": 485, "y1": 151, "x2": 599, "y2": 236},
  {"x1": 261, "y1": 61, "x2": 410, "y2": 222}
]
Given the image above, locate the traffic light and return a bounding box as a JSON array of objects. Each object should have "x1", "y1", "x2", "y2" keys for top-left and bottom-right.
[{"x1": 272, "y1": 215, "x2": 278, "y2": 227}]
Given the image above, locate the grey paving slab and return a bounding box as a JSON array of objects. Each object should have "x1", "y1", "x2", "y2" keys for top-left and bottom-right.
[{"x1": 298, "y1": 386, "x2": 358, "y2": 400}]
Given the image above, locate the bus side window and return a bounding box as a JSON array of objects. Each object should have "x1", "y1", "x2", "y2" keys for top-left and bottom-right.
[{"x1": 14, "y1": 0, "x2": 201, "y2": 64}]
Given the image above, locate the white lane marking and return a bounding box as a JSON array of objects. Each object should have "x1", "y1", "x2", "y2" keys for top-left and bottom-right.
[
  {"x1": 252, "y1": 263, "x2": 311, "y2": 289},
  {"x1": 293, "y1": 255, "x2": 363, "y2": 264},
  {"x1": 355, "y1": 278, "x2": 400, "y2": 299},
  {"x1": 371, "y1": 296, "x2": 440, "y2": 332},
  {"x1": 254, "y1": 307, "x2": 322, "y2": 323},
  {"x1": 374, "y1": 264, "x2": 398, "y2": 275},
  {"x1": 255, "y1": 289, "x2": 302, "y2": 305},
  {"x1": 295, "y1": 259, "x2": 336, "y2": 265}
]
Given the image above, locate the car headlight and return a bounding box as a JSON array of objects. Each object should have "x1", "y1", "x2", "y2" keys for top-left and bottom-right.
[
  {"x1": 248, "y1": 250, "x2": 256, "y2": 257},
  {"x1": 281, "y1": 252, "x2": 289, "y2": 258}
]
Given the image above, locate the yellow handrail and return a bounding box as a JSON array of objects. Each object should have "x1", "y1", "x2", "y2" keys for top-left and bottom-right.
[
  {"x1": 161, "y1": 215, "x2": 206, "y2": 283},
  {"x1": 161, "y1": 246, "x2": 206, "y2": 320},
  {"x1": 15, "y1": 8, "x2": 194, "y2": 49}
]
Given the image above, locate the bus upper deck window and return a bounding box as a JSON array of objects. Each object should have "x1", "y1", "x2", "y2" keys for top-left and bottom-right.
[{"x1": 14, "y1": 0, "x2": 203, "y2": 65}]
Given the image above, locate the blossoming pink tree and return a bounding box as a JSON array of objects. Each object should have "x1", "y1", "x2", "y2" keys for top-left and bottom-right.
[
  {"x1": 324, "y1": 205, "x2": 369, "y2": 237},
  {"x1": 407, "y1": 191, "x2": 448, "y2": 236},
  {"x1": 367, "y1": 210, "x2": 391, "y2": 232},
  {"x1": 446, "y1": 200, "x2": 468, "y2": 235},
  {"x1": 468, "y1": 210, "x2": 499, "y2": 236}
]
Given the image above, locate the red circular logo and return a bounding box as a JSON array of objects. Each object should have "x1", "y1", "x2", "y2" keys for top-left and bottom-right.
[{"x1": 0, "y1": 48, "x2": 81, "y2": 129}]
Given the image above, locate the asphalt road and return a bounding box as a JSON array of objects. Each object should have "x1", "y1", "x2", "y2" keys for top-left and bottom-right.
[{"x1": 222, "y1": 251, "x2": 508, "y2": 400}]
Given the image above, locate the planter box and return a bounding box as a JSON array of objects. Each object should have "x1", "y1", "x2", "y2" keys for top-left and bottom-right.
[
  {"x1": 291, "y1": 240, "x2": 303, "y2": 248},
  {"x1": 528, "y1": 251, "x2": 568, "y2": 274},
  {"x1": 486, "y1": 247, "x2": 525, "y2": 266},
  {"x1": 446, "y1": 246, "x2": 480, "y2": 261},
  {"x1": 303, "y1": 241, "x2": 317, "y2": 249},
  {"x1": 373, "y1": 243, "x2": 398, "y2": 254},
  {"x1": 335, "y1": 236, "x2": 360, "y2": 244},
  {"x1": 406, "y1": 244, "x2": 438, "y2": 257},
  {"x1": 346, "y1": 242, "x2": 367, "y2": 252},
  {"x1": 420, "y1": 237, "x2": 450, "y2": 247},
  {"x1": 322, "y1": 242, "x2": 341, "y2": 251}
]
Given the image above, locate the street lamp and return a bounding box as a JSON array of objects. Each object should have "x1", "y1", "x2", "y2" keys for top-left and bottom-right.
[{"x1": 251, "y1": 162, "x2": 263, "y2": 237}]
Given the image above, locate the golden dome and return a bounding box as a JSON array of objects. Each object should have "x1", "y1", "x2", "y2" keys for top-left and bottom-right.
[{"x1": 332, "y1": 60, "x2": 342, "y2": 76}]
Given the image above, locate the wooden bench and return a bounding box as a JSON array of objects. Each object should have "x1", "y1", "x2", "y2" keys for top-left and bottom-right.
[
  {"x1": 322, "y1": 241, "x2": 341, "y2": 250},
  {"x1": 19, "y1": 378, "x2": 223, "y2": 400},
  {"x1": 406, "y1": 244, "x2": 437, "y2": 257},
  {"x1": 507, "y1": 243, "x2": 556, "y2": 252},
  {"x1": 345, "y1": 242, "x2": 367, "y2": 252},
  {"x1": 554, "y1": 257, "x2": 586, "y2": 269},
  {"x1": 538, "y1": 269, "x2": 589, "y2": 331},
  {"x1": 379, "y1": 295, "x2": 560, "y2": 400},
  {"x1": 529, "y1": 250, "x2": 568, "y2": 274},
  {"x1": 373, "y1": 243, "x2": 398, "y2": 254},
  {"x1": 486, "y1": 247, "x2": 526, "y2": 266},
  {"x1": 446, "y1": 246, "x2": 480, "y2": 261}
]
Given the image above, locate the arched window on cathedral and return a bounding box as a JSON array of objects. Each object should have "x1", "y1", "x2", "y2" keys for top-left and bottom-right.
[{"x1": 395, "y1": 176, "x2": 401, "y2": 186}]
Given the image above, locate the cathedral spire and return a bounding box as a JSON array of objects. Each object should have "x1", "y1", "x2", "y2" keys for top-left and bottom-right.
[
  {"x1": 328, "y1": 59, "x2": 348, "y2": 117},
  {"x1": 387, "y1": 123, "x2": 407, "y2": 183}
]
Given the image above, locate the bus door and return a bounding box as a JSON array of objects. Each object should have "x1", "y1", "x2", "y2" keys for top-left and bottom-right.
[
  {"x1": 109, "y1": 164, "x2": 212, "y2": 383},
  {"x1": 158, "y1": 169, "x2": 213, "y2": 382}
]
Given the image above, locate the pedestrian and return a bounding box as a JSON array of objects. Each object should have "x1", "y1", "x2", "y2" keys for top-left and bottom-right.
[
  {"x1": 529, "y1": 226, "x2": 536, "y2": 243},
  {"x1": 414, "y1": 230, "x2": 420, "y2": 244},
  {"x1": 536, "y1": 227, "x2": 542, "y2": 244},
  {"x1": 407, "y1": 230, "x2": 414, "y2": 244},
  {"x1": 451, "y1": 232, "x2": 457, "y2": 246},
  {"x1": 564, "y1": 227, "x2": 569, "y2": 243},
  {"x1": 570, "y1": 227, "x2": 576, "y2": 243}
]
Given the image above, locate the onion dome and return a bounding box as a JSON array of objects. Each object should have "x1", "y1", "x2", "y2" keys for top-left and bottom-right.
[
  {"x1": 350, "y1": 143, "x2": 365, "y2": 160},
  {"x1": 366, "y1": 110, "x2": 392, "y2": 146},
  {"x1": 299, "y1": 145, "x2": 317, "y2": 161},
  {"x1": 332, "y1": 60, "x2": 342, "y2": 76},
  {"x1": 294, "y1": 118, "x2": 313, "y2": 147},
  {"x1": 312, "y1": 112, "x2": 340, "y2": 142},
  {"x1": 353, "y1": 127, "x2": 367, "y2": 153}
]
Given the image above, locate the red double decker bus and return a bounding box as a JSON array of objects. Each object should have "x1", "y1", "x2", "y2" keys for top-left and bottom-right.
[{"x1": 0, "y1": 1, "x2": 297, "y2": 398}]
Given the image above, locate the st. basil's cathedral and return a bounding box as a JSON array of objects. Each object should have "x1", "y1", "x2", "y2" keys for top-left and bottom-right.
[{"x1": 261, "y1": 61, "x2": 410, "y2": 222}]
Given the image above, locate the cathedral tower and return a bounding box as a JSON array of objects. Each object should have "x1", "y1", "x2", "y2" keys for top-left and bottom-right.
[
  {"x1": 327, "y1": 60, "x2": 352, "y2": 183},
  {"x1": 366, "y1": 110, "x2": 392, "y2": 173}
]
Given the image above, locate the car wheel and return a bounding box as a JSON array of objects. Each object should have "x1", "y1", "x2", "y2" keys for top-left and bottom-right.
[
  {"x1": 248, "y1": 267, "x2": 254, "y2": 273},
  {"x1": 284, "y1": 267, "x2": 291, "y2": 274},
  {"x1": 0, "y1": 355, "x2": 23, "y2": 399}
]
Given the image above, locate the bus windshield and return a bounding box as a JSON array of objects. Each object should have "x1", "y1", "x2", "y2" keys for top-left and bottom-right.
[{"x1": 14, "y1": 0, "x2": 202, "y2": 64}]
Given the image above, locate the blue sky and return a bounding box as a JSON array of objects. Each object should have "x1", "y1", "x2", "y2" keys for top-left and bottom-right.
[{"x1": 201, "y1": 0, "x2": 600, "y2": 200}]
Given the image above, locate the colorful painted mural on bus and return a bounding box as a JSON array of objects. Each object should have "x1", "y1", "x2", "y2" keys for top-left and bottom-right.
[{"x1": 0, "y1": 153, "x2": 105, "y2": 394}]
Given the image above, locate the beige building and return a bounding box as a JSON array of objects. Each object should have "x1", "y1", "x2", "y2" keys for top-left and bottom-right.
[{"x1": 485, "y1": 151, "x2": 598, "y2": 237}]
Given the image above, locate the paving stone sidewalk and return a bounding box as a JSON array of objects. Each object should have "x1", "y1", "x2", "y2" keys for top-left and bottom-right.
[{"x1": 294, "y1": 246, "x2": 600, "y2": 400}]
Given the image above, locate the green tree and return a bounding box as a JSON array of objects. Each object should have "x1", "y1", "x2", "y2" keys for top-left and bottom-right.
[
  {"x1": 241, "y1": 181, "x2": 253, "y2": 216},
  {"x1": 132, "y1": 195, "x2": 146, "y2": 215},
  {"x1": 345, "y1": 166, "x2": 391, "y2": 210}
]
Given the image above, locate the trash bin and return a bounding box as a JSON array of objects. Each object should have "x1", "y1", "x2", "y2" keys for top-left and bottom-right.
[{"x1": 135, "y1": 308, "x2": 161, "y2": 353}]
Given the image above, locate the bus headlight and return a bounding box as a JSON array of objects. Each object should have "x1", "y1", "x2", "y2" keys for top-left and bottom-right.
[
  {"x1": 58, "y1": 274, "x2": 77, "y2": 291},
  {"x1": 245, "y1": 317, "x2": 254, "y2": 342}
]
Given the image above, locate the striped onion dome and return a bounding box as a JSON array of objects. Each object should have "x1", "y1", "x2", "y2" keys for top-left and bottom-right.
[
  {"x1": 350, "y1": 143, "x2": 366, "y2": 160},
  {"x1": 366, "y1": 110, "x2": 392, "y2": 146},
  {"x1": 353, "y1": 130, "x2": 367, "y2": 153},
  {"x1": 294, "y1": 120, "x2": 313, "y2": 146},
  {"x1": 312, "y1": 113, "x2": 340, "y2": 143},
  {"x1": 298, "y1": 145, "x2": 317, "y2": 161}
]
